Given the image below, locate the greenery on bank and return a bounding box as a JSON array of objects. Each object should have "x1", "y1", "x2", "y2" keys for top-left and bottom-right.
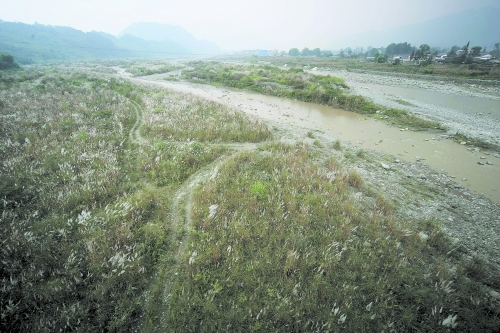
[
  {"x1": 180, "y1": 61, "x2": 442, "y2": 130},
  {"x1": 1, "y1": 65, "x2": 498, "y2": 332}
]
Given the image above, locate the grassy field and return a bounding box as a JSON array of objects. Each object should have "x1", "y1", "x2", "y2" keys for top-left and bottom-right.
[
  {"x1": 1, "y1": 65, "x2": 499, "y2": 332},
  {"x1": 179, "y1": 61, "x2": 442, "y2": 131}
]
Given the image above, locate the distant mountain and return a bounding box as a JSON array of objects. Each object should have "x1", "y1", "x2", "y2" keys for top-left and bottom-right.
[
  {"x1": 119, "y1": 22, "x2": 221, "y2": 55},
  {"x1": 0, "y1": 20, "x2": 209, "y2": 63},
  {"x1": 331, "y1": 6, "x2": 500, "y2": 51},
  {"x1": 114, "y1": 34, "x2": 191, "y2": 56},
  {"x1": 0, "y1": 21, "x2": 133, "y2": 63}
]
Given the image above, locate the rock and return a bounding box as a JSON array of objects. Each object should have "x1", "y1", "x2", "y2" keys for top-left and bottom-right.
[
  {"x1": 477, "y1": 162, "x2": 484, "y2": 165},
  {"x1": 480, "y1": 156, "x2": 486, "y2": 159},
  {"x1": 394, "y1": 159, "x2": 400, "y2": 163},
  {"x1": 418, "y1": 232, "x2": 429, "y2": 241},
  {"x1": 460, "y1": 141, "x2": 467, "y2": 145},
  {"x1": 381, "y1": 163, "x2": 390, "y2": 170},
  {"x1": 490, "y1": 289, "x2": 500, "y2": 300},
  {"x1": 419, "y1": 174, "x2": 427, "y2": 179},
  {"x1": 462, "y1": 178, "x2": 467, "y2": 181},
  {"x1": 486, "y1": 161, "x2": 493, "y2": 165}
]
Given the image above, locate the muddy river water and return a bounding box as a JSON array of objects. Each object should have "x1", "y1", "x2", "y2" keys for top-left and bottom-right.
[{"x1": 134, "y1": 79, "x2": 500, "y2": 204}]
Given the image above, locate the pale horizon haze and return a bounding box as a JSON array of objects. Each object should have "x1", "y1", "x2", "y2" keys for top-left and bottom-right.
[{"x1": 1, "y1": 0, "x2": 499, "y2": 51}]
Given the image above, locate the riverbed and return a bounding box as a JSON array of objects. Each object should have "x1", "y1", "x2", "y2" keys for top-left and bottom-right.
[{"x1": 132, "y1": 77, "x2": 500, "y2": 204}]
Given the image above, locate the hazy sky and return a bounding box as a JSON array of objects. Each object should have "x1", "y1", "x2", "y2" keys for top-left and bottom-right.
[{"x1": 1, "y1": 0, "x2": 498, "y2": 51}]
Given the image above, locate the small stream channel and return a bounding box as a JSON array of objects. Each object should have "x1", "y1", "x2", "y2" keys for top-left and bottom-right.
[{"x1": 134, "y1": 78, "x2": 500, "y2": 204}]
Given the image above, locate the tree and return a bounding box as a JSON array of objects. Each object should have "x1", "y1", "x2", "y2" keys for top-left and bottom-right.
[
  {"x1": 374, "y1": 52, "x2": 387, "y2": 63},
  {"x1": 301, "y1": 47, "x2": 310, "y2": 56},
  {"x1": 312, "y1": 48, "x2": 321, "y2": 57},
  {"x1": 492, "y1": 43, "x2": 500, "y2": 58},
  {"x1": 288, "y1": 48, "x2": 300, "y2": 56},
  {"x1": 454, "y1": 41, "x2": 470, "y2": 63},
  {"x1": 470, "y1": 46, "x2": 482, "y2": 57},
  {"x1": 0, "y1": 54, "x2": 20, "y2": 70},
  {"x1": 385, "y1": 42, "x2": 413, "y2": 56},
  {"x1": 414, "y1": 44, "x2": 430, "y2": 61}
]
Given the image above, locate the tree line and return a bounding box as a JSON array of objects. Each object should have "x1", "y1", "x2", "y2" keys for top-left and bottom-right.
[
  {"x1": 288, "y1": 47, "x2": 332, "y2": 57},
  {"x1": 286, "y1": 41, "x2": 499, "y2": 66}
]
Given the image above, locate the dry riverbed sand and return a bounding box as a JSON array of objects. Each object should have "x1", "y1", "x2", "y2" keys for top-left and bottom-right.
[{"x1": 126, "y1": 70, "x2": 500, "y2": 297}]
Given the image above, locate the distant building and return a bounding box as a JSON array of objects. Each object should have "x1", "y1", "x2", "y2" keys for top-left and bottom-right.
[{"x1": 258, "y1": 50, "x2": 269, "y2": 57}]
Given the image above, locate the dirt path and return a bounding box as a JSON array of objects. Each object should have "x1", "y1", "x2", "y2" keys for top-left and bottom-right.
[
  {"x1": 128, "y1": 100, "x2": 147, "y2": 145},
  {"x1": 120, "y1": 83, "x2": 277, "y2": 325}
]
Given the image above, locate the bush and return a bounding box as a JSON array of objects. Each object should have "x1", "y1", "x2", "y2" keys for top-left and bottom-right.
[{"x1": 0, "y1": 54, "x2": 20, "y2": 70}]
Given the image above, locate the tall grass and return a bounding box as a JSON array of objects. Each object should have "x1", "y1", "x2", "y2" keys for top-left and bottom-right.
[
  {"x1": 164, "y1": 141, "x2": 499, "y2": 332},
  {"x1": 141, "y1": 89, "x2": 272, "y2": 142},
  {"x1": 0, "y1": 66, "x2": 273, "y2": 332}
]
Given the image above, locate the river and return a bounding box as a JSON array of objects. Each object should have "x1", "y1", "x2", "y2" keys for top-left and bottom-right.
[{"x1": 133, "y1": 78, "x2": 500, "y2": 204}]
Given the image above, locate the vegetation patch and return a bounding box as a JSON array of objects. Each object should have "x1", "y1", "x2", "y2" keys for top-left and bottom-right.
[
  {"x1": 163, "y1": 142, "x2": 499, "y2": 332},
  {"x1": 141, "y1": 89, "x2": 272, "y2": 142},
  {"x1": 181, "y1": 61, "x2": 442, "y2": 130},
  {"x1": 0, "y1": 67, "x2": 273, "y2": 332}
]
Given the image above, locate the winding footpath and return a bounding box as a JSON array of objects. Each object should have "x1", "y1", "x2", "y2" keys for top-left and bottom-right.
[{"x1": 123, "y1": 92, "x2": 277, "y2": 326}]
